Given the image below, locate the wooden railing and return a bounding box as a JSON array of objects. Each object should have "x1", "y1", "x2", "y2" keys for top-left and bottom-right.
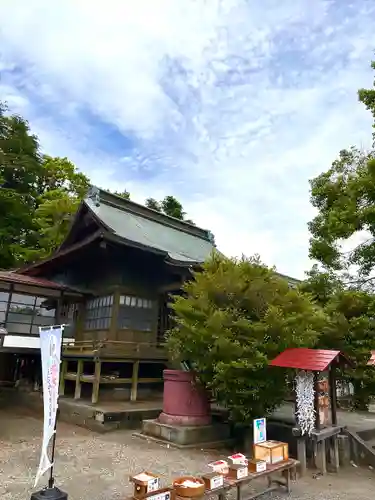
[{"x1": 63, "y1": 339, "x2": 167, "y2": 360}]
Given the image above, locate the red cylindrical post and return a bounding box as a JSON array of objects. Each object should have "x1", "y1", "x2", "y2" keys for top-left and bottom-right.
[{"x1": 158, "y1": 369, "x2": 211, "y2": 426}]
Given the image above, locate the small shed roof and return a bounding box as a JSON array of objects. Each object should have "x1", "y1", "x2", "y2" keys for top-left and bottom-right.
[
  {"x1": 368, "y1": 351, "x2": 375, "y2": 366},
  {"x1": 269, "y1": 348, "x2": 347, "y2": 372}
]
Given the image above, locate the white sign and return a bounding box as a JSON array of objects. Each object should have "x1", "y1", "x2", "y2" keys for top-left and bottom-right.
[
  {"x1": 147, "y1": 478, "x2": 160, "y2": 493},
  {"x1": 254, "y1": 461, "x2": 267, "y2": 472},
  {"x1": 34, "y1": 326, "x2": 63, "y2": 488},
  {"x1": 147, "y1": 491, "x2": 171, "y2": 500},
  {"x1": 236, "y1": 467, "x2": 248, "y2": 479},
  {"x1": 253, "y1": 418, "x2": 267, "y2": 444},
  {"x1": 210, "y1": 475, "x2": 224, "y2": 490}
]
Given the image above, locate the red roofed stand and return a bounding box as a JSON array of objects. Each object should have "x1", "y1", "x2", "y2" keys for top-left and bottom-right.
[{"x1": 269, "y1": 348, "x2": 351, "y2": 475}]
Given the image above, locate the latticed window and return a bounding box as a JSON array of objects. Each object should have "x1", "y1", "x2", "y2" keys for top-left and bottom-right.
[
  {"x1": 5, "y1": 292, "x2": 56, "y2": 335},
  {"x1": 60, "y1": 302, "x2": 80, "y2": 337},
  {"x1": 117, "y1": 294, "x2": 155, "y2": 332},
  {"x1": 0, "y1": 291, "x2": 9, "y2": 326},
  {"x1": 84, "y1": 295, "x2": 114, "y2": 330}
]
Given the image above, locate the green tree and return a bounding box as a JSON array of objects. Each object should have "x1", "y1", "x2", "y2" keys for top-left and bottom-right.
[
  {"x1": 308, "y1": 60, "x2": 375, "y2": 283},
  {"x1": 0, "y1": 102, "x2": 43, "y2": 269},
  {"x1": 0, "y1": 102, "x2": 90, "y2": 268},
  {"x1": 145, "y1": 197, "x2": 161, "y2": 211},
  {"x1": 322, "y1": 290, "x2": 375, "y2": 410},
  {"x1": 145, "y1": 195, "x2": 195, "y2": 223},
  {"x1": 309, "y1": 147, "x2": 375, "y2": 277},
  {"x1": 299, "y1": 265, "x2": 344, "y2": 307},
  {"x1": 167, "y1": 254, "x2": 326, "y2": 424},
  {"x1": 161, "y1": 195, "x2": 186, "y2": 220},
  {"x1": 112, "y1": 190, "x2": 130, "y2": 200},
  {"x1": 301, "y1": 268, "x2": 375, "y2": 410},
  {"x1": 358, "y1": 60, "x2": 375, "y2": 139},
  {"x1": 25, "y1": 156, "x2": 90, "y2": 262}
]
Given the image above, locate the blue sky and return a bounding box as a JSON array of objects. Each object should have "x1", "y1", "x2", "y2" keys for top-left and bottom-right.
[{"x1": 1, "y1": 0, "x2": 375, "y2": 278}]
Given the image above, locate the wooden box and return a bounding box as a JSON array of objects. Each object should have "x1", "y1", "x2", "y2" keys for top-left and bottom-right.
[
  {"x1": 253, "y1": 441, "x2": 288, "y2": 465},
  {"x1": 248, "y1": 459, "x2": 267, "y2": 473},
  {"x1": 227, "y1": 464, "x2": 248, "y2": 480},
  {"x1": 227, "y1": 453, "x2": 248, "y2": 466},
  {"x1": 130, "y1": 472, "x2": 160, "y2": 498},
  {"x1": 201, "y1": 472, "x2": 224, "y2": 490},
  {"x1": 207, "y1": 460, "x2": 229, "y2": 475}
]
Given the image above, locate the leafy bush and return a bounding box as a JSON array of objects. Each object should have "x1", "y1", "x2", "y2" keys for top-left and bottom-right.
[{"x1": 167, "y1": 254, "x2": 326, "y2": 424}]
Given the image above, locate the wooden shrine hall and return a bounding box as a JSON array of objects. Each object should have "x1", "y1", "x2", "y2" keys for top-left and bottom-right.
[{"x1": 5, "y1": 186, "x2": 217, "y2": 404}]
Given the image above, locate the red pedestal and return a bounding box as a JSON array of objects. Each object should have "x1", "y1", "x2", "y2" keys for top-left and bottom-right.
[{"x1": 158, "y1": 369, "x2": 211, "y2": 426}]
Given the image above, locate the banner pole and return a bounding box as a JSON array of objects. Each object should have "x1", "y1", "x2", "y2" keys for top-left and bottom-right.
[{"x1": 47, "y1": 325, "x2": 65, "y2": 489}]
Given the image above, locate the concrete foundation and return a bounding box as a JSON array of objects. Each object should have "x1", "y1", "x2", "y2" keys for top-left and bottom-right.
[
  {"x1": 2, "y1": 389, "x2": 163, "y2": 432},
  {"x1": 140, "y1": 418, "x2": 231, "y2": 446}
]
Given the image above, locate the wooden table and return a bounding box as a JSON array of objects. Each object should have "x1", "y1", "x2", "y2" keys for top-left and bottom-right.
[{"x1": 202, "y1": 459, "x2": 299, "y2": 500}]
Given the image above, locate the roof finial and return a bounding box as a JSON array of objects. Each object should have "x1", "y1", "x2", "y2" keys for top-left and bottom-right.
[
  {"x1": 87, "y1": 185, "x2": 100, "y2": 207},
  {"x1": 207, "y1": 231, "x2": 216, "y2": 246}
]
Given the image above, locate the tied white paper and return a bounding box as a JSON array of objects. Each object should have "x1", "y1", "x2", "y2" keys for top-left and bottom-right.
[
  {"x1": 295, "y1": 370, "x2": 315, "y2": 436},
  {"x1": 34, "y1": 326, "x2": 63, "y2": 488}
]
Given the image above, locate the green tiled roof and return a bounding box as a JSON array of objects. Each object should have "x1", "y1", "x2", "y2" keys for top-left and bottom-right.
[{"x1": 85, "y1": 187, "x2": 216, "y2": 265}]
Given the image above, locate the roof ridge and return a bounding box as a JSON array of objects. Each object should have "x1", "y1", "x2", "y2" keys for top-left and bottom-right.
[{"x1": 87, "y1": 185, "x2": 215, "y2": 243}]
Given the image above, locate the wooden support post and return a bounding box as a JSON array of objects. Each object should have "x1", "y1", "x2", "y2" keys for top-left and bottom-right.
[
  {"x1": 314, "y1": 372, "x2": 321, "y2": 431},
  {"x1": 281, "y1": 469, "x2": 291, "y2": 493},
  {"x1": 329, "y1": 366, "x2": 338, "y2": 426},
  {"x1": 92, "y1": 359, "x2": 101, "y2": 404},
  {"x1": 297, "y1": 437, "x2": 307, "y2": 476},
  {"x1": 59, "y1": 359, "x2": 68, "y2": 396},
  {"x1": 330, "y1": 435, "x2": 340, "y2": 472},
  {"x1": 316, "y1": 440, "x2": 327, "y2": 474},
  {"x1": 74, "y1": 359, "x2": 84, "y2": 399},
  {"x1": 131, "y1": 360, "x2": 140, "y2": 402}
]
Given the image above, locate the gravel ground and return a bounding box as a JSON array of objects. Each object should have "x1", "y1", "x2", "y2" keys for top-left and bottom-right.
[{"x1": 1, "y1": 408, "x2": 374, "y2": 500}]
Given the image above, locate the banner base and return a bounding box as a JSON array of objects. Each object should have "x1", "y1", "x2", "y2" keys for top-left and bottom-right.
[{"x1": 30, "y1": 487, "x2": 68, "y2": 500}]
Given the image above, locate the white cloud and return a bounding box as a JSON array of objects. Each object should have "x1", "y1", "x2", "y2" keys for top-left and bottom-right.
[{"x1": 1, "y1": 0, "x2": 375, "y2": 278}]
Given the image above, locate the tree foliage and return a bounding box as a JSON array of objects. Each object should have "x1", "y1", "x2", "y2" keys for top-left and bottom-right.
[
  {"x1": 309, "y1": 147, "x2": 375, "y2": 276},
  {"x1": 306, "y1": 58, "x2": 375, "y2": 408},
  {"x1": 1, "y1": 103, "x2": 43, "y2": 268},
  {"x1": 308, "y1": 60, "x2": 375, "y2": 282},
  {"x1": 112, "y1": 190, "x2": 130, "y2": 200},
  {"x1": 299, "y1": 265, "x2": 344, "y2": 307},
  {"x1": 301, "y1": 267, "x2": 375, "y2": 409},
  {"x1": 25, "y1": 156, "x2": 90, "y2": 262},
  {"x1": 167, "y1": 254, "x2": 326, "y2": 424},
  {"x1": 0, "y1": 103, "x2": 91, "y2": 268},
  {"x1": 358, "y1": 60, "x2": 375, "y2": 139},
  {"x1": 146, "y1": 195, "x2": 194, "y2": 224}
]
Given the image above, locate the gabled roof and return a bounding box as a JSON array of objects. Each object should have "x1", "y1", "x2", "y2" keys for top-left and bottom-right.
[
  {"x1": 21, "y1": 186, "x2": 217, "y2": 273},
  {"x1": 269, "y1": 348, "x2": 350, "y2": 371},
  {"x1": 83, "y1": 187, "x2": 216, "y2": 265}
]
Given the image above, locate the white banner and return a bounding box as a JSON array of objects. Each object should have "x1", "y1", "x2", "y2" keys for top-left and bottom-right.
[{"x1": 34, "y1": 325, "x2": 63, "y2": 488}]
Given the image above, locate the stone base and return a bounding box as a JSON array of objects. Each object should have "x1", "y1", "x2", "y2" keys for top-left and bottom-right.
[
  {"x1": 158, "y1": 411, "x2": 211, "y2": 426},
  {"x1": 140, "y1": 418, "x2": 231, "y2": 446}
]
